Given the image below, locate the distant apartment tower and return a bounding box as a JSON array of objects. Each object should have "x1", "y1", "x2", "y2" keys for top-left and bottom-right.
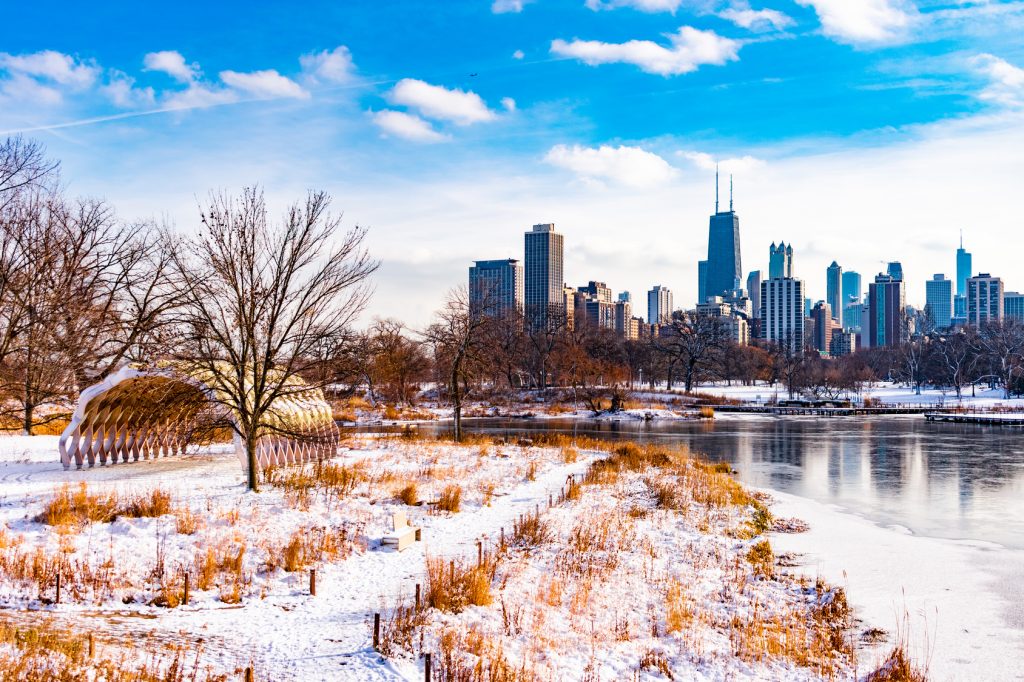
[
  {"x1": 866, "y1": 274, "x2": 906, "y2": 348},
  {"x1": 956, "y1": 233, "x2": 973, "y2": 296},
  {"x1": 746, "y1": 271, "x2": 762, "y2": 318},
  {"x1": 578, "y1": 280, "x2": 612, "y2": 303},
  {"x1": 704, "y1": 173, "x2": 742, "y2": 300},
  {"x1": 810, "y1": 301, "x2": 836, "y2": 355},
  {"x1": 696, "y1": 297, "x2": 749, "y2": 345},
  {"x1": 468, "y1": 259, "x2": 523, "y2": 317},
  {"x1": 524, "y1": 223, "x2": 564, "y2": 327},
  {"x1": 1005, "y1": 292, "x2": 1024, "y2": 321},
  {"x1": 826, "y1": 261, "x2": 843, "y2": 329},
  {"x1": 768, "y1": 242, "x2": 793, "y2": 279},
  {"x1": 967, "y1": 274, "x2": 1004, "y2": 326},
  {"x1": 614, "y1": 300, "x2": 636, "y2": 339},
  {"x1": 562, "y1": 285, "x2": 576, "y2": 330},
  {"x1": 647, "y1": 285, "x2": 673, "y2": 324},
  {"x1": 924, "y1": 274, "x2": 953, "y2": 330},
  {"x1": 760, "y1": 277, "x2": 806, "y2": 353},
  {"x1": 842, "y1": 271, "x2": 861, "y2": 309}
]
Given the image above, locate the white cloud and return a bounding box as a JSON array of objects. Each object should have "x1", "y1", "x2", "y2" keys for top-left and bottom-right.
[
  {"x1": 972, "y1": 54, "x2": 1024, "y2": 108},
  {"x1": 143, "y1": 50, "x2": 198, "y2": 82},
  {"x1": 681, "y1": 151, "x2": 765, "y2": 173},
  {"x1": 388, "y1": 79, "x2": 497, "y2": 125},
  {"x1": 0, "y1": 50, "x2": 98, "y2": 88},
  {"x1": 371, "y1": 110, "x2": 448, "y2": 142},
  {"x1": 492, "y1": 0, "x2": 532, "y2": 12},
  {"x1": 585, "y1": 0, "x2": 683, "y2": 11},
  {"x1": 501, "y1": 97, "x2": 517, "y2": 111},
  {"x1": 513, "y1": 50, "x2": 526, "y2": 60},
  {"x1": 102, "y1": 72, "x2": 155, "y2": 108},
  {"x1": 544, "y1": 144, "x2": 678, "y2": 187},
  {"x1": 219, "y1": 69, "x2": 309, "y2": 99},
  {"x1": 551, "y1": 26, "x2": 740, "y2": 76},
  {"x1": 0, "y1": 73, "x2": 63, "y2": 106},
  {"x1": 300, "y1": 46, "x2": 355, "y2": 84},
  {"x1": 719, "y1": 7, "x2": 795, "y2": 31},
  {"x1": 795, "y1": 0, "x2": 914, "y2": 45},
  {"x1": 164, "y1": 84, "x2": 239, "y2": 109}
]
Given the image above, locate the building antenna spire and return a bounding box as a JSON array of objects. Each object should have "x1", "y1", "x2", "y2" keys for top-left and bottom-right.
[
  {"x1": 729, "y1": 173, "x2": 734, "y2": 212},
  {"x1": 960, "y1": 229, "x2": 963, "y2": 249},
  {"x1": 715, "y1": 164, "x2": 719, "y2": 213}
]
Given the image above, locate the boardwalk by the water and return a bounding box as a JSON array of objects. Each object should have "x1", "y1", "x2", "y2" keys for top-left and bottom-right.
[{"x1": 924, "y1": 412, "x2": 1024, "y2": 426}]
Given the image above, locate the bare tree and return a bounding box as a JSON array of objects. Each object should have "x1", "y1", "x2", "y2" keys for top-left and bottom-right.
[
  {"x1": 977, "y1": 320, "x2": 1024, "y2": 399},
  {"x1": 169, "y1": 188, "x2": 377, "y2": 491},
  {"x1": 423, "y1": 287, "x2": 494, "y2": 442},
  {"x1": 934, "y1": 330, "x2": 978, "y2": 401},
  {"x1": 0, "y1": 136, "x2": 59, "y2": 209},
  {"x1": 365, "y1": 318, "x2": 429, "y2": 406},
  {"x1": 657, "y1": 311, "x2": 729, "y2": 392}
]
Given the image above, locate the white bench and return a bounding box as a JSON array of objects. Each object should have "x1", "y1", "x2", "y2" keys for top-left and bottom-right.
[{"x1": 381, "y1": 510, "x2": 421, "y2": 551}]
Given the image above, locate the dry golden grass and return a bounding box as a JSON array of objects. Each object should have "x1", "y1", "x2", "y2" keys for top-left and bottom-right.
[
  {"x1": 866, "y1": 645, "x2": 928, "y2": 681},
  {"x1": 396, "y1": 482, "x2": 419, "y2": 506},
  {"x1": 560, "y1": 446, "x2": 579, "y2": 464},
  {"x1": 436, "y1": 485, "x2": 462, "y2": 513},
  {"x1": 665, "y1": 579, "x2": 693, "y2": 633},
  {"x1": 39, "y1": 483, "x2": 119, "y2": 528},
  {"x1": 120, "y1": 489, "x2": 173, "y2": 519},
  {"x1": 746, "y1": 540, "x2": 775, "y2": 580},
  {"x1": 639, "y1": 648, "x2": 674, "y2": 680},
  {"x1": 0, "y1": 618, "x2": 231, "y2": 681},
  {"x1": 174, "y1": 507, "x2": 201, "y2": 535},
  {"x1": 425, "y1": 555, "x2": 495, "y2": 614},
  {"x1": 435, "y1": 626, "x2": 537, "y2": 682},
  {"x1": 524, "y1": 459, "x2": 538, "y2": 481},
  {"x1": 271, "y1": 460, "x2": 366, "y2": 509},
  {"x1": 511, "y1": 509, "x2": 549, "y2": 548},
  {"x1": 263, "y1": 526, "x2": 356, "y2": 574},
  {"x1": 377, "y1": 592, "x2": 427, "y2": 657}
]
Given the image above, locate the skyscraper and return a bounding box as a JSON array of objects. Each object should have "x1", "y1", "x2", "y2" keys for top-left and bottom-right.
[
  {"x1": 924, "y1": 274, "x2": 953, "y2": 330},
  {"x1": 760, "y1": 277, "x2": 806, "y2": 353},
  {"x1": 956, "y1": 232, "x2": 973, "y2": 296},
  {"x1": 704, "y1": 172, "x2": 741, "y2": 300},
  {"x1": 886, "y1": 261, "x2": 904, "y2": 281},
  {"x1": 842, "y1": 271, "x2": 861, "y2": 306},
  {"x1": 746, "y1": 271, "x2": 762, "y2": 319},
  {"x1": 866, "y1": 274, "x2": 906, "y2": 348},
  {"x1": 468, "y1": 259, "x2": 523, "y2": 317},
  {"x1": 697, "y1": 260, "x2": 708, "y2": 305},
  {"x1": 524, "y1": 223, "x2": 564, "y2": 328},
  {"x1": 826, "y1": 261, "x2": 843, "y2": 329},
  {"x1": 810, "y1": 301, "x2": 835, "y2": 355},
  {"x1": 647, "y1": 285, "x2": 673, "y2": 325},
  {"x1": 967, "y1": 274, "x2": 1004, "y2": 326},
  {"x1": 768, "y1": 242, "x2": 793, "y2": 279}
]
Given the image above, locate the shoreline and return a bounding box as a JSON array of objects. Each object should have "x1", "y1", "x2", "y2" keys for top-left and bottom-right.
[{"x1": 765, "y1": 487, "x2": 1024, "y2": 681}]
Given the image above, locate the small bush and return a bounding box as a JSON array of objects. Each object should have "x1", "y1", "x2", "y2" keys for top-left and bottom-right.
[
  {"x1": 437, "y1": 485, "x2": 462, "y2": 513},
  {"x1": 175, "y1": 507, "x2": 200, "y2": 535},
  {"x1": 665, "y1": 580, "x2": 692, "y2": 633},
  {"x1": 866, "y1": 645, "x2": 927, "y2": 681},
  {"x1": 747, "y1": 540, "x2": 775, "y2": 580},
  {"x1": 561, "y1": 447, "x2": 579, "y2": 464},
  {"x1": 39, "y1": 483, "x2": 118, "y2": 527},
  {"x1": 512, "y1": 509, "x2": 549, "y2": 548},
  {"x1": 121, "y1": 489, "x2": 173, "y2": 518},
  {"x1": 425, "y1": 555, "x2": 494, "y2": 613},
  {"x1": 397, "y1": 483, "x2": 418, "y2": 506},
  {"x1": 639, "y1": 649, "x2": 674, "y2": 680}
]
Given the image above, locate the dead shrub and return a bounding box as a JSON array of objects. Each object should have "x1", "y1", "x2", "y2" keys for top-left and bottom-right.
[
  {"x1": 436, "y1": 485, "x2": 462, "y2": 513},
  {"x1": 639, "y1": 648, "x2": 674, "y2": 680},
  {"x1": 747, "y1": 540, "x2": 775, "y2": 580},
  {"x1": 665, "y1": 580, "x2": 692, "y2": 633},
  {"x1": 39, "y1": 483, "x2": 118, "y2": 528},
  {"x1": 425, "y1": 555, "x2": 495, "y2": 613},
  {"x1": 561, "y1": 447, "x2": 579, "y2": 464},
  {"x1": 525, "y1": 460, "x2": 538, "y2": 481},
  {"x1": 397, "y1": 483, "x2": 419, "y2": 506},
  {"x1": 174, "y1": 507, "x2": 200, "y2": 535},
  {"x1": 120, "y1": 488, "x2": 173, "y2": 518},
  {"x1": 866, "y1": 644, "x2": 927, "y2": 681},
  {"x1": 511, "y1": 509, "x2": 549, "y2": 548}
]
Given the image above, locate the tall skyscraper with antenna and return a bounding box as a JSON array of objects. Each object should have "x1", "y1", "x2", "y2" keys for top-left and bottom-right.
[
  {"x1": 956, "y1": 232, "x2": 972, "y2": 296},
  {"x1": 703, "y1": 168, "x2": 741, "y2": 303}
]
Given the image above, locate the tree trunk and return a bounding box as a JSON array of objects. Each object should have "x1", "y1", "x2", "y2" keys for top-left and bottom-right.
[
  {"x1": 22, "y1": 402, "x2": 34, "y2": 436},
  {"x1": 451, "y1": 365, "x2": 462, "y2": 442},
  {"x1": 245, "y1": 431, "x2": 259, "y2": 492}
]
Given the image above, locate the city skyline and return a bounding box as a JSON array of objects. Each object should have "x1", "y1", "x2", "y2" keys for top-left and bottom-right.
[{"x1": 2, "y1": 2, "x2": 1023, "y2": 326}]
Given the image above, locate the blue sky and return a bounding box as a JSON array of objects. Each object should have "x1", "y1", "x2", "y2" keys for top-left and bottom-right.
[{"x1": 3, "y1": 1, "x2": 1024, "y2": 323}]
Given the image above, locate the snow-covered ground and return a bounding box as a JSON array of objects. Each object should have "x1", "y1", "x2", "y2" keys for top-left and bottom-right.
[
  {"x1": 0, "y1": 434, "x2": 864, "y2": 680},
  {"x1": 768, "y1": 490, "x2": 1024, "y2": 682}
]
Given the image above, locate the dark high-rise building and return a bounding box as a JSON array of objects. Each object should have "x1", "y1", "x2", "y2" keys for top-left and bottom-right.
[
  {"x1": 842, "y1": 271, "x2": 861, "y2": 307},
  {"x1": 811, "y1": 301, "x2": 835, "y2": 355},
  {"x1": 768, "y1": 242, "x2": 793, "y2": 279},
  {"x1": 524, "y1": 223, "x2": 564, "y2": 327},
  {"x1": 704, "y1": 173, "x2": 741, "y2": 301},
  {"x1": 866, "y1": 274, "x2": 906, "y2": 348},
  {"x1": 697, "y1": 260, "x2": 708, "y2": 304},
  {"x1": 886, "y1": 261, "x2": 904, "y2": 282},
  {"x1": 746, "y1": 271, "x2": 762, "y2": 319},
  {"x1": 826, "y1": 261, "x2": 843, "y2": 329},
  {"x1": 468, "y1": 259, "x2": 523, "y2": 317},
  {"x1": 956, "y1": 232, "x2": 973, "y2": 297}
]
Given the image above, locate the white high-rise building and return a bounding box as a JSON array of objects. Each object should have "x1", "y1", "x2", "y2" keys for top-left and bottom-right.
[
  {"x1": 760, "y1": 277, "x2": 806, "y2": 353},
  {"x1": 647, "y1": 285, "x2": 673, "y2": 324}
]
